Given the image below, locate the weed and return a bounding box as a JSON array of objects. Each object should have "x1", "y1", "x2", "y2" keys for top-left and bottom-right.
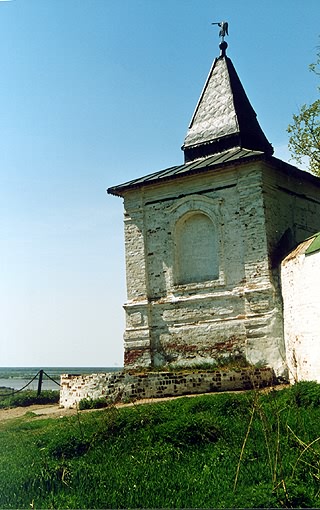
[
  {"x1": 126, "y1": 354, "x2": 253, "y2": 375},
  {"x1": 78, "y1": 396, "x2": 110, "y2": 410}
]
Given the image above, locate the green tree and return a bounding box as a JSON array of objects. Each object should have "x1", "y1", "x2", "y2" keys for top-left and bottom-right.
[{"x1": 287, "y1": 50, "x2": 320, "y2": 176}]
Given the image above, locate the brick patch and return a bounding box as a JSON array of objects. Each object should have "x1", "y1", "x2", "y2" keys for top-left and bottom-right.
[{"x1": 60, "y1": 367, "x2": 276, "y2": 408}]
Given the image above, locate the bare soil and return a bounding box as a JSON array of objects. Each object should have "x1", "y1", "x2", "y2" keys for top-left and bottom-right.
[{"x1": 0, "y1": 404, "x2": 77, "y2": 422}]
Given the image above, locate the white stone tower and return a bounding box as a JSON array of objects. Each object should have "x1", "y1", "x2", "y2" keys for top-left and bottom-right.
[{"x1": 108, "y1": 34, "x2": 320, "y2": 376}]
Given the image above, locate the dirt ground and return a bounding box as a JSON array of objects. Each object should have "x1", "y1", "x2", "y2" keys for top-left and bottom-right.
[
  {"x1": 0, "y1": 394, "x2": 222, "y2": 423},
  {"x1": 0, "y1": 404, "x2": 78, "y2": 422},
  {"x1": 0, "y1": 384, "x2": 289, "y2": 423},
  {"x1": 0, "y1": 397, "x2": 194, "y2": 423}
]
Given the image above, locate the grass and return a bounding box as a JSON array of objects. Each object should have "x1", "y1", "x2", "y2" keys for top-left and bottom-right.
[
  {"x1": 0, "y1": 389, "x2": 59, "y2": 409},
  {"x1": 0, "y1": 382, "x2": 320, "y2": 508},
  {"x1": 126, "y1": 354, "x2": 253, "y2": 374}
]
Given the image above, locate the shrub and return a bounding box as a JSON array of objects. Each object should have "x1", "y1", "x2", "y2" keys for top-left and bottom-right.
[
  {"x1": 213, "y1": 393, "x2": 252, "y2": 417},
  {"x1": 46, "y1": 434, "x2": 91, "y2": 460},
  {"x1": 291, "y1": 381, "x2": 320, "y2": 407},
  {"x1": 154, "y1": 414, "x2": 221, "y2": 447},
  {"x1": 78, "y1": 397, "x2": 109, "y2": 410}
]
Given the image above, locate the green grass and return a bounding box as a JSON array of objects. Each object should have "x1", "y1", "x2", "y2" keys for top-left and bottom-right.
[
  {"x1": 0, "y1": 382, "x2": 320, "y2": 508},
  {"x1": 0, "y1": 390, "x2": 59, "y2": 409},
  {"x1": 127, "y1": 353, "x2": 253, "y2": 374}
]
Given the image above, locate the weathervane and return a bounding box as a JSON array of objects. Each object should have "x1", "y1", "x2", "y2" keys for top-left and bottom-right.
[
  {"x1": 212, "y1": 21, "x2": 229, "y2": 56},
  {"x1": 212, "y1": 21, "x2": 229, "y2": 41}
]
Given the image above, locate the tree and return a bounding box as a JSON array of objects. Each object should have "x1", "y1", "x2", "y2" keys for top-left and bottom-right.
[{"x1": 287, "y1": 50, "x2": 320, "y2": 176}]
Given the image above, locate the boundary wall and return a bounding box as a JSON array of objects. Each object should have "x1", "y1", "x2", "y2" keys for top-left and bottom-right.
[{"x1": 60, "y1": 367, "x2": 276, "y2": 408}]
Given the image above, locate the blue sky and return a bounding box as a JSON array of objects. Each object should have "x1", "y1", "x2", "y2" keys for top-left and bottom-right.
[{"x1": 0, "y1": 0, "x2": 319, "y2": 367}]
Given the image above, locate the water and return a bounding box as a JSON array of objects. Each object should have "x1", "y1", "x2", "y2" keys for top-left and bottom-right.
[{"x1": 0, "y1": 367, "x2": 122, "y2": 392}]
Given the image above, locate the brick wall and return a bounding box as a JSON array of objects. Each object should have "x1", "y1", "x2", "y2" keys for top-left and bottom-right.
[
  {"x1": 60, "y1": 367, "x2": 276, "y2": 408},
  {"x1": 120, "y1": 159, "x2": 320, "y2": 378},
  {"x1": 122, "y1": 160, "x2": 286, "y2": 375}
]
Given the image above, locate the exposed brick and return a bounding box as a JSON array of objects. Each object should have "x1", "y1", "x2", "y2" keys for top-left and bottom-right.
[{"x1": 60, "y1": 368, "x2": 276, "y2": 408}]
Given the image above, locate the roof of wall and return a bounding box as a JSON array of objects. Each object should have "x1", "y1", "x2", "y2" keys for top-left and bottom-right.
[{"x1": 107, "y1": 148, "x2": 320, "y2": 197}]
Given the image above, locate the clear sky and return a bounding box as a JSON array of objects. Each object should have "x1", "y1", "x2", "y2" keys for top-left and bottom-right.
[{"x1": 0, "y1": 0, "x2": 319, "y2": 367}]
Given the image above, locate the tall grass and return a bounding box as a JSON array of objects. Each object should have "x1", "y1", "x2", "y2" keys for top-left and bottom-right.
[
  {"x1": 0, "y1": 390, "x2": 59, "y2": 409},
  {"x1": 0, "y1": 382, "x2": 320, "y2": 508}
]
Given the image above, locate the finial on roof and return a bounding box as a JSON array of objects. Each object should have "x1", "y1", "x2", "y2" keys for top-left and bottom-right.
[
  {"x1": 212, "y1": 21, "x2": 229, "y2": 56},
  {"x1": 182, "y1": 20, "x2": 274, "y2": 162}
]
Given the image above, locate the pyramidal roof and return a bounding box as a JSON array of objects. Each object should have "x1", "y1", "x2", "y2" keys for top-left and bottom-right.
[
  {"x1": 182, "y1": 41, "x2": 273, "y2": 162},
  {"x1": 108, "y1": 36, "x2": 276, "y2": 197}
]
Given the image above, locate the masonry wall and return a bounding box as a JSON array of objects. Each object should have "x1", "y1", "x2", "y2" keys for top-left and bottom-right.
[
  {"x1": 261, "y1": 163, "x2": 320, "y2": 381},
  {"x1": 281, "y1": 244, "x2": 320, "y2": 383},
  {"x1": 122, "y1": 160, "x2": 287, "y2": 376},
  {"x1": 262, "y1": 162, "x2": 320, "y2": 268},
  {"x1": 60, "y1": 367, "x2": 275, "y2": 408}
]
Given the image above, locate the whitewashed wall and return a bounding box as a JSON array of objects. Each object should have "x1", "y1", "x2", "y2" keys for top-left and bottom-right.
[
  {"x1": 122, "y1": 160, "x2": 285, "y2": 374},
  {"x1": 281, "y1": 241, "x2": 320, "y2": 383},
  {"x1": 121, "y1": 158, "x2": 320, "y2": 378}
]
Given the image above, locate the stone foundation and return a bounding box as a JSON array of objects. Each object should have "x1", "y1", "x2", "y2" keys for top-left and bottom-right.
[{"x1": 60, "y1": 367, "x2": 276, "y2": 408}]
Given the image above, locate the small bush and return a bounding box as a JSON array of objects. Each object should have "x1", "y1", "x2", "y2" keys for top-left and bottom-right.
[
  {"x1": 213, "y1": 393, "x2": 252, "y2": 417},
  {"x1": 291, "y1": 381, "x2": 320, "y2": 407},
  {"x1": 47, "y1": 434, "x2": 91, "y2": 460},
  {"x1": 187, "y1": 396, "x2": 218, "y2": 414},
  {"x1": 78, "y1": 397, "x2": 109, "y2": 410},
  {"x1": 154, "y1": 414, "x2": 221, "y2": 447}
]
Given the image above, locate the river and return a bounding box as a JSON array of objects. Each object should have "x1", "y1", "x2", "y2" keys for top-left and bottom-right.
[{"x1": 0, "y1": 367, "x2": 122, "y2": 392}]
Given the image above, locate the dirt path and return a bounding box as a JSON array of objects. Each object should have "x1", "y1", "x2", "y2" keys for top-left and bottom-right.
[
  {"x1": 0, "y1": 396, "x2": 193, "y2": 423},
  {"x1": 0, "y1": 394, "x2": 214, "y2": 423},
  {"x1": 0, "y1": 404, "x2": 77, "y2": 422},
  {"x1": 0, "y1": 384, "x2": 289, "y2": 423}
]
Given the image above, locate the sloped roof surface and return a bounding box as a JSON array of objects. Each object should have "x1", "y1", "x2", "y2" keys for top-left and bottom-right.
[
  {"x1": 282, "y1": 232, "x2": 320, "y2": 263},
  {"x1": 107, "y1": 42, "x2": 282, "y2": 197},
  {"x1": 305, "y1": 232, "x2": 320, "y2": 255},
  {"x1": 182, "y1": 55, "x2": 273, "y2": 161},
  {"x1": 184, "y1": 57, "x2": 240, "y2": 146},
  {"x1": 107, "y1": 147, "x2": 264, "y2": 196}
]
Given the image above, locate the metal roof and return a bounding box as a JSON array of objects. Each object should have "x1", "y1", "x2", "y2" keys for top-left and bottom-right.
[
  {"x1": 182, "y1": 55, "x2": 273, "y2": 162},
  {"x1": 283, "y1": 232, "x2": 320, "y2": 263},
  {"x1": 305, "y1": 232, "x2": 320, "y2": 255},
  {"x1": 107, "y1": 147, "x2": 264, "y2": 196}
]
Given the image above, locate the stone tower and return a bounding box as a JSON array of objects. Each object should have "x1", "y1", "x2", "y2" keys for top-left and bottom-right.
[{"x1": 108, "y1": 36, "x2": 320, "y2": 377}]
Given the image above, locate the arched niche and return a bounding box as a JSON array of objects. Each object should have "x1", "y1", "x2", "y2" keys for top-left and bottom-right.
[{"x1": 174, "y1": 211, "x2": 219, "y2": 285}]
